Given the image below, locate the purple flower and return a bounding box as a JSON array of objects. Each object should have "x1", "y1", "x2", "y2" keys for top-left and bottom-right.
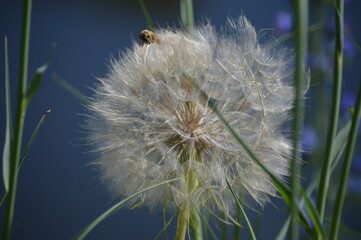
[
  {"x1": 274, "y1": 11, "x2": 292, "y2": 35},
  {"x1": 302, "y1": 126, "x2": 318, "y2": 155},
  {"x1": 341, "y1": 92, "x2": 356, "y2": 114}
]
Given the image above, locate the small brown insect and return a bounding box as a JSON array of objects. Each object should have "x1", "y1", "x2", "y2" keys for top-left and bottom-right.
[{"x1": 139, "y1": 30, "x2": 161, "y2": 44}]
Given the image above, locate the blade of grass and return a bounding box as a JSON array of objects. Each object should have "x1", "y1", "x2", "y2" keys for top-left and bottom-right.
[
  {"x1": 196, "y1": 208, "x2": 218, "y2": 240},
  {"x1": 329, "y1": 77, "x2": 361, "y2": 239},
  {"x1": 2, "y1": 0, "x2": 32, "y2": 239},
  {"x1": 154, "y1": 209, "x2": 179, "y2": 240},
  {"x1": 137, "y1": 0, "x2": 155, "y2": 30},
  {"x1": 344, "y1": 29, "x2": 361, "y2": 54},
  {"x1": 226, "y1": 179, "x2": 256, "y2": 240},
  {"x1": 188, "y1": 77, "x2": 313, "y2": 232},
  {"x1": 25, "y1": 45, "x2": 54, "y2": 107},
  {"x1": 331, "y1": 121, "x2": 351, "y2": 170},
  {"x1": 0, "y1": 110, "x2": 51, "y2": 207},
  {"x1": 180, "y1": 0, "x2": 194, "y2": 31},
  {"x1": 53, "y1": 74, "x2": 89, "y2": 105},
  {"x1": 72, "y1": 177, "x2": 180, "y2": 240},
  {"x1": 325, "y1": 219, "x2": 361, "y2": 238},
  {"x1": 300, "y1": 187, "x2": 325, "y2": 238},
  {"x1": 291, "y1": 0, "x2": 308, "y2": 239},
  {"x1": 2, "y1": 36, "x2": 12, "y2": 192},
  {"x1": 18, "y1": 110, "x2": 51, "y2": 169},
  {"x1": 316, "y1": 0, "x2": 344, "y2": 223}
]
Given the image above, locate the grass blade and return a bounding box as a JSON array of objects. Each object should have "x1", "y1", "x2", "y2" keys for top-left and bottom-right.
[
  {"x1": 72, "y1": 177, "x2": 180, "y2": 240},
  {"x1": 291, "y1": 0, "x2": 308, "y2": 239},
  {"x1": 19, "y1": 110, "x2": 51, "y2": 168},
  {"x1": 2, "y1": 0, "x2": 32, "y2": 239},
  {"x1": 0, "y1": 110, "x2": 50, "y2": 207},
  {"x1": 226, "y1": 179, "x2": 256, "y2": 240},
  {"x1": 188, "y1": 77, "x2": 313, "y2": 233},
  {"x1": 331, "y1": 121, "x2": 351, "y2": 170},
  {"x1": 25, "y1": 45, "x2": 54, "y2": 107},
  {"x1": 154, "y1": 209, "x2": 178, "y2": 240},
  {"x1": 137, "y1": 0, "x2": 155, "y2": 30},
  {"x1": 2, "y1": 36, "x2": 12, "y2": 192},
  {"x1": 316, "y1": 0, "x2": 344, "y2": 222},
  {"x1": 329, "y1": 77, "x2": 361, "y2": 239},
  {"x1": 300, "y1": 187, "x2": 325, "y2": 238},
  {"x1": 53, "y1": 74, "x2": 89, "y2": 104},
  {"x1": 197, "y1": 208, "x2": 218, "y2": 240}
]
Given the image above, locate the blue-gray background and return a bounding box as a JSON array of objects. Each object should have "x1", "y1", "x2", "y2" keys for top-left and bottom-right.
[{"x1": 1, "y1": 0, "x2": 361, "y2": 239}]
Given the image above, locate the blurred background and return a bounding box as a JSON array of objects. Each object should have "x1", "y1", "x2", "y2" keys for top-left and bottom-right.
[{"x1": 0, "y1": 0, "x2": 361, "y2": 239}]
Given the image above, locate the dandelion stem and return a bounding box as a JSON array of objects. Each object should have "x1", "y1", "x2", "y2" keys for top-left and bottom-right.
[
  {"x1": 316, "y1": 0, "x2": 343, "y2": 223},
  {"x1": 2, "y1": 0, "x2": 32, "y2": 239},
  {"x1": 291, "y1": 0, "x2": 308, "y2": 239},
  {"x1": 175, "y1": 208, "x2": 189, "y2": 240}
]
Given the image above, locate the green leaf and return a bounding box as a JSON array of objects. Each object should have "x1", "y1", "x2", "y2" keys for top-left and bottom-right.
[
  {"x1": 275, "y1": 216, "x2": 291, "y2": 240},
  {"x1": 226, "y1": 179, "x2": 257, "y2": 240},
  {"x1": 19, "y1": 110, "x2": 51, "y2": 169},
  {"x1": 330, "y1": 121, "x2": 351, "y2": 170},
  {"x1": 0, "y1": 110, "x2": 50, "y2": 207},
  {"x1": 137, "y1": 0, "x2": 155, "y2": 30},
  {"x1": 2, "y1": 36, "x2": 12, "y2": 192},
  {"x1": 53, "y1": 74, "x2": 89, "y2": 105},
  {"x1": 196, "y1": 208, "x2": 218, "y2": 240},
  {"x1": 25, "y1": 45, "x2": 54, "y2": 107},
  {"x1": 72, "y1": 177, "x2": 180, "y2": 240},
  {"x1": 300, "y1": 187, "x2": 326, "y2": 238},
  {"x1": 154, "y1": 209, "x2": 178, "y2": 240}
]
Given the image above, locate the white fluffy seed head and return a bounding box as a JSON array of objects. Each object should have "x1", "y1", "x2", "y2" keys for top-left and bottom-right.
[{"x1": 86, "y1": 17, "x2": 297, "y2": 217}]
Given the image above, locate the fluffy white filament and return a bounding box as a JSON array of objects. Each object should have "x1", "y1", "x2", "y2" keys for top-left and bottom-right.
[{"x1": 87, "y1": 17, "x2": 295, "y2": 216}]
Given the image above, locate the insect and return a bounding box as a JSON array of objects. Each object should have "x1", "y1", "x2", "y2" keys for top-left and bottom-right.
[{"x1": 139, "y1": 29, "x2": 161, "y2": 44}]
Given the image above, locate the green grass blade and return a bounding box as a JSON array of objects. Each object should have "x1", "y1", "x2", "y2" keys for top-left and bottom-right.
[
  {"x1": 137, "y1": 0, "x2": 155, "y2": 30},
  {"x1": 188, "y1": 78, "x2": 313, "y2": 232},
  {"x1": 325, "y1": 219, "x2": 361, "y2": 238},
  {"x1": 25, "y1": 46, "x2": 54, "y2": 107},
  {"x1": 300, "y1": 188, "x2": 325, "y2": 238},
  {"x1": 154, "y1": 209, "x2": 178, "y2": 240},
  {"x1": 180, "y1": 0, "x2": 194, "y2": 31},
  {"x1": 0, "y1": 110, "x2": 50, "y2": 207},
  {"x1": 275, "y1": 216, "x2": 291, "y2": 240},
  {"x1": 196, "y1": 208, "x2": 218, "y2": 240},
  {"x1": 2, "y1": 36, "x2": 12, "y2": 192},
  {"x1": 316, "y1": 0, "x2": 344, "y2": 222},
  {"x1": 19, "y1": 110, "x2": 51, "y2": 169},
  {"x1": 329, "y1": 77, "x2": 361, "y2": 239},
  {"x1": 344, "y1": 29, "x2": 361, "y2": 54},
  {"x1": 291, "y1": 0, "x2": 308, "y2": 239},
  {"x1": 72, "y1": 177, "x2": 180, "y2": 240},
  {"x1": 226, "y1": 179, "x2": 256, "y2": 240},
  {"x1": 330, "y1": 121, "x2": 351, "y2": 170},
  {"x1": 2, "y1": 0, "x2": 32, "y2": 239},
  {"x1": 53, "y1": 74, "x2": 89, "y2": 105}
]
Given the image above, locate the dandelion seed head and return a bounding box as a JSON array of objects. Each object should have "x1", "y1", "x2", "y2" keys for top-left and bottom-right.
[{"x1": 87, "y1": 17, "x2": 297, "y2": 217}]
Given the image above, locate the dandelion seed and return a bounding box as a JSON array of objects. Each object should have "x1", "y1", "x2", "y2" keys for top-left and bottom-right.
[{"x1": 86, "y1": 16, "x2": 298, "y2": 235}]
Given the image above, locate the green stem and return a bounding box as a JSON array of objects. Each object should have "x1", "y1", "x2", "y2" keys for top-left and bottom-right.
[
  {"x1": 2, "y1": 0, "x2": 32, "y2": 239},
  {"x1": 329, "y1": 78, "x2": 361, "y2": 239},
  {"x1": 191, "y1": 208, "x2": 203, "y2": 240},
  {"x1": 291, "y1": 0, "x2": 308, "y2": 239},
  {"x1": 175, "y1": 208, "x2": 189, "y2": 240},
  {"x1": 316, "y1": 0, "x2": 343, "y2": 223},
  {"x1": 180, "y1": 0, "x2": 194, "y2": 31}
]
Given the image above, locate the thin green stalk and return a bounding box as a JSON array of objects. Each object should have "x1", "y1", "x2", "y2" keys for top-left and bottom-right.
[
  {"x1": 137, "y1": 0, "x2": 155, "y2": 30},
  {"x1": 191, "y1": 208, "x2": 203, "y2": 240},
  {"x1": 180, "y1": 0, "x2": 194, "y2": 31},
  {"x1": 329, "y1": 78, "x2": 361, "y2": 239},
  {"x1": 2, "y1": 0, "x2": 32, "y2": 239},
  {"x1": 316, "y1": 0, "x2": 343, "y2": 223},
  {"x1": 291, "y1": 1, "x2": 308, "y2": 239}
]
